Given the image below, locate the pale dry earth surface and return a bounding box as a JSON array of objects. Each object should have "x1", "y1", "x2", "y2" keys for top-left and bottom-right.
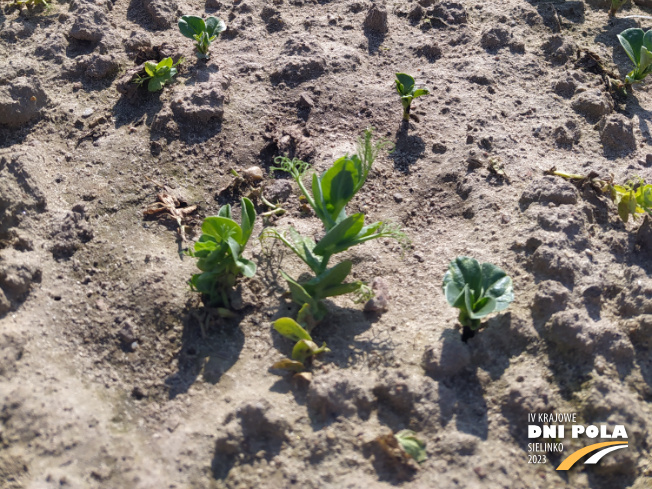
[{"x1": 1, "y1": 0, "x2": 652, "y2": 487}]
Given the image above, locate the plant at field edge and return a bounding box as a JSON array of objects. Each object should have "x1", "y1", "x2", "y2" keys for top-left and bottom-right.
[
  {"x1": 545, "y1": 167, "x2": 652, "y2": 224},
  {"x1": 187, "y1": 197, "x2": 256, "y2": 315},
  {"x1": 262, "y1": 129, "x2": 407, "y2": 372},
  {"x1": 443, "y1": 256, "x2": 514, "y2": 337},
  {"x1": 395, "y1": 73, "x2": 430, "y2": 122},
  {"x1": 608, "y1": 178, "x2": 652, "y2": 222},
  {"x1": 8, "y1": 0, "x2": 48, "y2": 8},
  {"x1": 133, "y1": 57, "x2": 183, "y2": 92},
  {"x1": 618, "y1": 28, "x2": 652, "y2": 86},
  {"x1": 178, "y1": 15, "x2": 226, "y2": 59}
]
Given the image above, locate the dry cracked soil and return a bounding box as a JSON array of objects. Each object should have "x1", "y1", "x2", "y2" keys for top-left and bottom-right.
[{"x1": 1, "y1": 0, "x2": 652, "y2": 487}]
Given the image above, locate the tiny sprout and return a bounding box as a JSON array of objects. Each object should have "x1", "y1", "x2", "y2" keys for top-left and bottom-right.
[
  {"x1": 395, "y1": 73, "x2": 430, "y2": 122},
  {"x1": 133, "y1": 57, "x2": 183, "y2": 92},
  {"x1": 178, "y1": 15, "x2": 227, "y2": 59}
]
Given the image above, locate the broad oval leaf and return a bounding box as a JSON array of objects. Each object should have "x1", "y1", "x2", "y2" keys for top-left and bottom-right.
[
  {"x1": 158, "y1": 57, "x2": 173, "y2": 69},
  {"x1": 148, "y1": 78, "x2": 163, "y2": 92},
  {"x1": 619, "y1": 28, "x2": 645, "y2": 66},
  {"x1": 205, "y1": 16, "x2": 226, "y2": 36},
  {"x1": 178, "y1": 15, "x2": 205, "y2": 39},
  {"x1": 395, "y1": 430, "x2": 427, "y2": 463},
  {"x1": 273, "y1": 317, "x2": 312, "y2": 342},
  {"x1": 313, "y1": 213, "x2": 365, "y2": 256},
  {"x1": 218, "y1": 203, "x2": 232, "y2": 218},
  {"x1": 236, "y1": 257, "x2": 256, "y2": 278},
  {"x1": 272, "y1": 358, "x2": 305, "y2": 372},
  {"x1": 443, "y1": 256, "x2": 514, "y2": 328},
  {"x1": 291, "y1": 339, "x2": 320, "y2": 363},
  {"x1": 319, "y1": 157, "x2": 361, "y2": 220},
  {"x1": 201, "y1": 216, "x2": 243, "y2": 243},
  {"x1": 395, "y1": 73, "x2": 415, "y2": 94},
  {"x1": 281, "y1": 270, "x2": 317, "y2": 308},
  {"x1": 304, "y1": 260, "x2": 352, "y2": 294},
  {"x1": 240, "y1": 197, "x2": 256, "y2": 246}
]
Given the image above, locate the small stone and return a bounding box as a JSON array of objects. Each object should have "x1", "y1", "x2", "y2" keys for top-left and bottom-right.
[
  {"x1": 118, "y1": 320, "x2": 137, "y2": 344},
  {"x1": 393, "y1": 193, "x2": 404, "y2": 203},
  {"x1": 364, "y1": 277, "x2": 391, "y2": 312},
  {"x1": 364, "y1": 5, "x2": 388, "y2": 34},
  {"x1": 82, "y1": 108, "x2": 94, "y2": 118},
  {"x1": 266, "y1": 179, "x2": 293, "y2": 203},
  {"x1": 599, "y1": 114, "x2": 636, "y2": 155},
  {"x1": 298, "y1": 92, "x2": 314, "y2": 109},
  {"x1": 242, "y1": 166, "x2": 264, "y2": 182},
  {"x1": 422, "y1": 332, "x2": 471, "y2": 377}
]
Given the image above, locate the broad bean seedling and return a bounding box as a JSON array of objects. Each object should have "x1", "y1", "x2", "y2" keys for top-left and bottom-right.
[
  {"x1": 443, "y1": 256, "x2": 514, "y2": 332},
  {"x1": 178, "y1": 15, "x2": 226, "y2": 59}
]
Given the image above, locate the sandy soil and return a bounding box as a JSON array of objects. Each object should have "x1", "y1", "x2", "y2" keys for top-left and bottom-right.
[{"x1": 1, "y1": 0, "x2": 652, "y2": 487}]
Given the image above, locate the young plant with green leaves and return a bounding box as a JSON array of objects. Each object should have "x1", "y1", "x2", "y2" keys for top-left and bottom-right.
[
  {"x1": 271, "y1": 318, "x2": 331, "y2": 372},
  {"x1": 609, "y1": 178, "x2": 652, "y2": 222},
  {"x1": 7, "y1": 0, "x2": 49, "y2": 8},
  {"x1": 618, "y1": 28, "x2": 652, "y2": 86},
  {"x1": 395, "y1": 430, "x2": 427, "y2": 463},
  {"x1": 443, "y1": 257, "x2": 514, "y2": 333},
  {"x1": 395, "y1": 73, "x2": 430, "y2": 122},
  {"x1": 545, "y1": 168, "x2": 652, "y2": 224},
  {"x1": 133, "y1": 57, "x2": 183, "y2": 92},
  {"x1": 187, "y1": 198, "x2": 256, "y2": 314},
  {"x1": 178, "y1": 15, "x2": 226, "y2": 59},
  {"x1": 263, "y1": 129, "x2": 406, "y2": 370}
]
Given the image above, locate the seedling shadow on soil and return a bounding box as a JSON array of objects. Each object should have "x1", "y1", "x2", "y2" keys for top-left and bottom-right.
[
  {"x1": 113, "y1": 93, "x2": 164, "y2": 131},
  {"x1": 624, "y1": 94, "x2": 652, "y2": 140},
  {"x1": 164, "y1": 307, "x2": 244, "y2": 399},
  {"x1": 364, "y1": 29, "x2": 386, "y2": 55},
  {"x1": 390, "y1": 123, "x2": 425, "y2": 173}
]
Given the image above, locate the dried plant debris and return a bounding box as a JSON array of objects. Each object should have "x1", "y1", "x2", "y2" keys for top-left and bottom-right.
[{"x1": 143, "y1": 182, "x2": 198, "y2": 243}]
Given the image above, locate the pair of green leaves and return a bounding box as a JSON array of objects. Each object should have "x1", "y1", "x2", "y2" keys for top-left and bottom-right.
[
  {"x1": 188, "y1": 198, "x2": 256, "y2": 308},
  {"x1": 134, "y1": 57, "x2": 183, "y2": 92},
  {"x1": 618, "y1": 28, "x2": 652, "y2": 85},
  {"x1": 178, "y1": 15, "x2": 226, "y2": 58},
  {"x1": 395, "y1": 430, "x2": 427, "y2": 463},
  {"x1": 609, "y1": 179, "x2": 652, "y2": 223},
  {"x1": 443, "y1": 257, "x2": 514, "y2": 330},
  {"x1": 272, "y1": 317, "x2": 330, "y2": 371},
  {"x1": 395, "y1": 73, "x2": 430, "y2": 121}
]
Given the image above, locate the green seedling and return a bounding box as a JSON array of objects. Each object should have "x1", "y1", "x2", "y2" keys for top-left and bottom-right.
[
  {"x1": 7, "y1": 0, "x2": 48, "y2": 8},
  {"x1": 187, "y1": 197, "x2": 256, "y2": 313},
  {"x1": 178, "y1": 15, "x2": 226, "y2": 59},
  {"x1": 395, "y1": 430, "x2": 427, "y2": 463},
  {"x1": 546, "y1": 168, "x2": 652, "y2": 224},
  {"x1": 443, "y1": 256, "x2": 514, "y2": 331},
  {"x1": 271, "y1": 317, "x2": 331, "y2": 372},
  {"x1": 263, "y1": 130, "x2": 406, "y2": 371},
  {"x1": 395, "y1": 73, "x2": 430, "y2": 122},
  {"x1": 133, "y1": 57, "x2": 183, "y2": 92},
  {"x1": 262, "y1": 129, "x2": 405, "y2": 329},
  {"x1": 610, "y1": 0, "x2": 628, "y2": 16},
  {"x1": 609, "y1": 178, "x2": 652, "y2": 222},
  {"x1": 618, "y1": 28, "x2": 652, "y2": 86}
]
